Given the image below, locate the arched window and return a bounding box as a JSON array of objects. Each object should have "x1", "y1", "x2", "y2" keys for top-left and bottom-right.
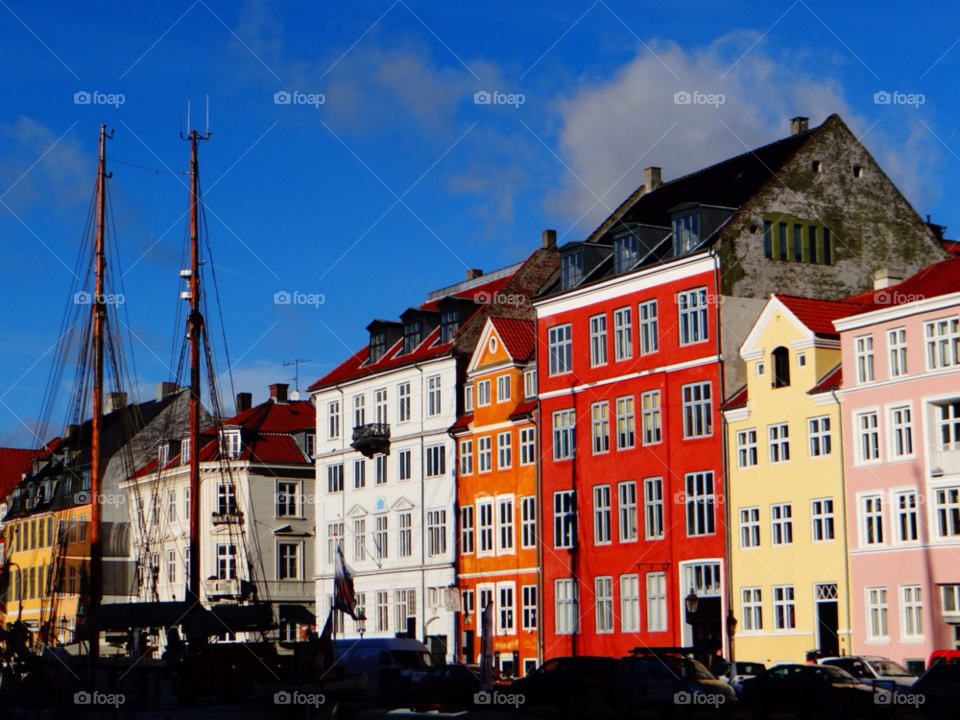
[{"x1": 772, "y1": 347, "x2": 790, "y2": 388}]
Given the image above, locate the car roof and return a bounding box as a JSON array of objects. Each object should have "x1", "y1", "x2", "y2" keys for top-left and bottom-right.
[{"x1": 337, "y1": 638, "x2": 430, "y2": 651}]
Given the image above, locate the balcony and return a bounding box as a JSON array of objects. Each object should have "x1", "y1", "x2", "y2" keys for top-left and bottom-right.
[
  {"x1": 204, "y1": 578, "x2": 240, "y2": 600},
  {"x1": 352, "y1": 423, "x2": 391, "y2": 458},
  {"x1": 930, "y1": 444, "x2": 960, "y2": 477}
]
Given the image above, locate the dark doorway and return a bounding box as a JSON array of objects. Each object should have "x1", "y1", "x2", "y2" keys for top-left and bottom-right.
[
  {"x1": 429, "y1": 635, "x2": 448, "y2": 666},
  {"x1": 461, "y1": 630, "x2": 474, "y2": 663},
  {"x1": 817, "y1": 601, "x2": 839, "y2": 656},
  {"x1": 687, "y1": 596, "x2": 723, "y2": 667}
]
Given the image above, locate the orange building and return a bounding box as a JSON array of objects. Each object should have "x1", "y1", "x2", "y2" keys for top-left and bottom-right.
[{"x1": 451, "y1": 317, "x2": 539, "y2": 677}]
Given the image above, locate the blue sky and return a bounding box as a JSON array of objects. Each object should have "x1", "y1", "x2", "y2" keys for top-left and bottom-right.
[{"x1": 2, "y1": 0, "x2": 960, "y2": 445}]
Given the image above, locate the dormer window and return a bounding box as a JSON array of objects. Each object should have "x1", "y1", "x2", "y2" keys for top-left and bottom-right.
[
  {"x1": 182, "y1": 438, "x2": 191, "y2": 464},
  {"x1": 441, "y1": 310, "x2": 459, "y2": 343},
  {"x1": 614, "y1": 234, "x2": 639, "y2": 273},
  {"x1": 562, "y1": 253, "x2": 583, "y2": 289},
  {"x1": 221, "y1": 430, "x2": 241, "y2": 459},
  {"x1": 403, "y1": 320, "x2": 422, "y2": 354},
  {"x1": 772, "y1": 347, "x2": 790, "y2": 388},
  {"x1": 370, "y1": 331, "x2": 387, "y2": 364},
  {"x1": 673, "y1": 212, "x2": 700, "y2": 254},
  {"x1": 158, "y1": 444, "x2": 169, "y2": 468},
  {"x1": 464, "y1": 384, "x2": 474, "y2": 413}
]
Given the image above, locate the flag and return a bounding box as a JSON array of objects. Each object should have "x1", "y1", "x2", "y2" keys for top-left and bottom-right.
[
  {"x1": 479, "y1": 600, "x2": 494, "y2": 693},
  {"x1": 312, "y1": 609, "x2": 336, "y2": 677},
  {"x1": 333, "y1": 545, "x2": 358, "y2": 620}
]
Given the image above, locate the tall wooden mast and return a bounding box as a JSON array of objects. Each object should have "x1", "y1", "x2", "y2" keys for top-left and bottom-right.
[
  {"x1": 89, "y1": 124, "x2": 112, "y2": 658},
  {"x1": 187, "y1": 129, "x2": 203, "y2": 606}
]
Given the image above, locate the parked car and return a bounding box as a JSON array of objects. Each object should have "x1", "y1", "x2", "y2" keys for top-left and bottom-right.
[
  {"x1": 912, "y1": 662, "x2": 960, "y2": 719},
  {"x1": 928, "y1": 649, "x2": 960, "y2": 668},
  {"x1": 740, "y1": 663, "x2": 892, "y2": 719},
  {"x1": 616, "y1": 649, "x2": 736, "y2": 716},
  {"x1": 422, "y1": 663, "x2": 510, "y2": 706},
  {"x1": 335, "y1": 637, "x2": 434, "y2": 703},
  {"x1": 716, "y1": 661, "x2": 766, "y2": 696},
  {"x1": 818, "y1": 655, "x2": 918, "y2": 690},
  {"x1": 508, "y1": 656, "x2": 621, "y2": 714}
]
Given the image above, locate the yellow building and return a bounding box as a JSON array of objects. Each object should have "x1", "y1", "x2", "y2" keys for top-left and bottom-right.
[{"x1": 723, "y1": 294, "x2": 856, "y2": 664}]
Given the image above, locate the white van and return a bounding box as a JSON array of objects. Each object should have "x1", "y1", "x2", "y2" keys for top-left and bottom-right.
[{"x1": 335, "y1": 637, "x2": 434, "y2": 702}]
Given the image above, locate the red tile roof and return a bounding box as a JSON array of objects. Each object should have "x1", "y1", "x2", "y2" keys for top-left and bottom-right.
[
  {"x1": 0, "y1": 447, "x2": 49, "y2": 499},
  {"x1": 449, "y1": 412, "x2": 473, "y2": 435},
  {"x1": 227, "y1": 399, "x2": 315, "y2": 433},
  {"x1": 508, "y1": 399, "x2": 537, "y2": 419},
  {"x1": 844, "y1": 258, "x2": 960, "y2": 316},
  {"x1": 776, "y1": 295, "x2": 865, "y2": 336},
  {"x1": 809, "y1": 363, "x2": 843, "y2": 394},
  {"x1": 490, "y1": 317, "x2": 535, "y2": 361},
  {"x1": 720, "y1": 386, "x2": 748, "y2": 410}
]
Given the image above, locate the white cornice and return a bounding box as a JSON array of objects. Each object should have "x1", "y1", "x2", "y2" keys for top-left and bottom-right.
[
  {"x1": 538, "y1": 354, "x2": 720, "y2": 400},
  {"x1": 833, "y1": 292, "x2": 960, "y2": 332}
]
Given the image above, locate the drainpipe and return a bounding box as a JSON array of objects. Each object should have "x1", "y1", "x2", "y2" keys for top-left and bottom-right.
[
  {"x1": 416, "y1": 364, "x2": 427, "y2": 648},
  {"x1": 534, "y1": 338, "x2": 544, "y2": 666},
  {"x1": 832, "y1": 387, "x2": 853, "y2": 657}
]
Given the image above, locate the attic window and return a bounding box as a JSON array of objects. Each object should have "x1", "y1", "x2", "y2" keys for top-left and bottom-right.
[
  {"x1": 561, "y1": 253, "x2": 583, "y2": 289},
  {"x1": 403, "y1": 320, "x2": 422, "y2": 354},
  {"x1": 614, "y1": 234, "x2": 639, "y2": 273},
  {"x1": 221, "y1": 430, "x2": 241, "y2": 459},
  {"x1": 440, "y1": 310, "x2": 459, "y2": 343},
  {"x1": 673, "y1": 212, "x2": 700, "y2": 254},
  {"x1": 182, "y1": 438, "x2": 191, "y2": 464},
  {"x1": 772, "y1": 347, "x2": 791, "y2": 388},
  {"x1": 757, "y1": 362, "x2": 765, "y2": 377},
  {"x1": 812, "y1": 160, "x2": 822, "y2": 173},
  {"x1": 489, "y1": 337, "x2": 498, "y2": 354},
  {"x1": 370, "y1": 331, "x2": 387, "y2": 364},
  {"x1": 853, "y1": 164, "x2": 863, "y2": 178},
  {"x1": 158, "y1": 444, "x2": 169, "y2": 468},
  {"x1": 798, "y1": 353, "x2": 806, "y2": 367}
]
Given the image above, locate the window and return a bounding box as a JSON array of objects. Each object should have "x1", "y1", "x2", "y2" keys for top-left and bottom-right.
[
  {"x1": 769, "y1": 423, "x2": 790, "y2": 463},
  {"x1": 398, "y1": 512, "x2": 412, "y2": 557},
  {"x1": 478, "y1": 436, "x2": 492, "y2": 472},
  {"x1": 678, "y1": 288, "x2": 708, "y2": 345},
  {"x1": 217, "y1": 543, "x2": 237, "y2": 580},
  {"x1": 616, "y1": 396, "x2": 636, "y2": 449},
  {"x1": 158, "y1": 444, "x2": 169, "y2": 468},
  {"x1": 685, "y1": 472, "x2": 715, "y2": 536},
  {"x1": 306, "y1": 433, "x2": 315, "y2": 457},
  {"x1": 926, "y1": 317, "x2": 960, "y2": 369},
  {"x1": 682, "y1": 382, "x2": 712, "y2": 438},
  {"x1": 798, "y1": 353, "x2": 806, "y2": 367},
  {"x1": 184, "y1": 488, "x2": 190, "y2": 521},
  {"x1": 426, "y1": 445, "x2": 446, "y2": 477},
  {"x1": 354, "y1": 519, "x2": 366, "y2": 561},
  {"x1": 757, "y1": 361, "x2": 765, "y2": 376},
  {"x1": 896, "y1": 491, "x2": 919, "y2": 543},
  {"x1": 522, "y1": 585, "x2": 537, "y2": 630},
  {"x1": 644, "y1": 478, "x2": 664, "y2": 539},
  {"x1": 595, "y1": 577, "x2": 614, "y2": 633},
  {"x1": 427, "y1": 510, "x2": 446, "y2": 556},
  {"x1": 891, "y1": 406, "x2": 914, "y2": 458},
  {"x1": 375, "y1": 454, "x2": 387, "y2": 485},
  {"x1": 554, "y1": 491, "x2": 577, "y2": 549},
  {"x1": 593, "y1": 486, "x2": 611, "y2": 544},
  {"x1": 477, "y1": 380, "x2": 491, "y2": 406},
  {"x1": 374, "y1": 388, "x2": 388, "y2": 424},
  {"x1": 620, "y1": 575, "x2": 640, "y2": 632},
  {"x1": 773, "y1": 586, "x2": 796, "y2": 630},
  {"x1": 221, "y1": 430, "x2": 241, "y2": 459},
  {"x1": 809, "y1": 417, "x2": 831, "y2": 457},
  {"x1": 794, "y1": 224, "x2": 803, "y2": 262},
  {"x1": 167, "y1": 550, "x2": 176, "y2": 584},
  {"x1": 399, "y1": 449, "x2": 412, "y2": 481},
  {"x1": 326, "y1": 522, "x2": 343, "y2": 564},
  {"x1": 936, "y1": 487, "x2": 960, "y2": 538},
  {"x1": 737, "y1": 429, "x2": 758, "y2": 467},
  {"x1": 856, "y1": 335, "x2": 875, "y2": 383},
  {"x1": 376, "y1": 591, "x2": 389, "y2": 632},
  {"x1": 374, "y1": 516, "x2": 388, "y2": 559},
  {"x1": 353, "y1": 394, "x2": 365, "y2": 428},
  {"x1": 888, "y1": 328, "x2": 907, "y2": 377},
  {"x1": 619, "y1": 481, "x2": 638, "y2": 542},
  {"x1": 555, "y1": 578, "x2": 579, "y2": 634},
  {"x1": 327, "y1": 464, "x2": 344, "y2": 493},
  {"x1": 498, "y1": 584, "x2": 515, "y2": 634},
  {"x1": 548, "y1": 324, "x2": 573, "y2": 375},
  {"x1": 464, "y1": 384, "x2": 473, "y2": 413},
  {"x1": 277, "y1": 481, "x2": 299, "y2": 517},
  {"x1": 459, "y1": 440, "x2": 473, "y2": 476},
  {"x1": 520, "y1": 428, "x2": 536, "y2": 465},
  {"x1": 589, "y1": 402, "x2": 609, "y2": 454},
  {"x1": 867, "y1": 587, "x2": 889, "y2": 639},
  {"x1": 863, "y1": 495, "x2": 885, "y2": 545},
  {"x1": 639, "y1": 300, "x2": 658, "y2": 355},
  {"x1": 615, "y1": 233, "x2": 639, "y2": 273},
  {"x1": 938, "y1": 402, "x2": 960, "y2": 448},
  {"x1": 354, "y1": 459, "x2": 366, "y2": 489},
  {"x1": 742, "y1": 588, "x2": 763, "y2": 631},
  {"x1": 740, "y1": 507, "x2": 760, "y2": 548},
  {"x1": 812, "y1": 499, "x2": 835, "y2": 542},
  {"x1": 589, "y1": 315, "x2": 607, "y2": 367},
  {"x1": 460, "y1": 506, "x2": 474, "y2": 554},
  {"x1": 398, "y1": 382, "x2": 411, "y2": 423},
  {"x1": 763, "y1": 220, "x2": 772, "y2": 258},
  {"x1": 943, "y1": 585, "x2": 960, "y2": 616},
  {"x1": 552, "y1": 410, "x2": 576, "y2": 460},
  {"x1": 614, "y1": 307, "x2": 633, "y2": 361},
  {"x1": 524, "y1": 368, "x2": 537, "y2": 399},
  {"x1": 461, "y1": 589, "x2": 475, "y2": 618},
  {"x1": 403, "y1": 320, "x2": 422, "y2": 354},
  {"x1": 641, "y1": 391, "x2": 661, "y2": 445},
  {"x1": 521, "y1": 496, "x2": 537, "y2": 548},
  {"x1": 498, "y1": 498, "x2": 514, "y2": 552},
  {"x1": 646, "y1": 572, "x2": 667, "y2": 631},
  {"x1": 278, "y1": 542, "x2": 300, "y2": 580},
  {"x1": 369, "y1": 331, "x2": 387, "y2": 363},
  {"x1": 673, "y1": 212, "x2": 700, "y2": 253},
  {"x1": 441, "y1": 308, "x2": 459, "y2": 343},
  {"x1": 217, "y1": 483, "x2": 237, "y2": 514},
  {"x1": 902, "y1": 585, "x2": 923, "y2": 639},
  {"x1": 496, "y1": 375, "x2": 511, "y2": 403},
  {"x1": 395, "y1": 589, "x2": 415, "y2": 633},
  {"x1": 427, "y1": 375, "x2": 442, "y2": 416},
  {"x1": 167, "y1": 490, "x2": 176, "y2": 522},
  {"x1": 497, "y1": 432, "x2": 512, "y2": 469},
  {"x1": 561, "y1": 253, "x2": 583, "y2": 289},
  {"x1": 779, "y1": 222, "x2": 787, "y2": 258},
  {"x1": 772, "y1": 347, "x2": 790, "y2": 387},
  {"x1": 771, "y1": 504, "x2": 793, "y2": 545},
  {"x1": 478, "y1": 500, "x2": 494, "y2": 554},
  {"x1": 858, "y1": 412, "x2": 880, "y2": 462}
]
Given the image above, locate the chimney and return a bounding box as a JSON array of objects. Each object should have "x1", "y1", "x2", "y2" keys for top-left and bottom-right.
[
  {"x1": 791, "y1": 117, "x2": 809, "y2": 136},
  {"x1": 105, "y1": 391, "x2": 127, "y2": 414},
  {"x1": 466, "y1": 269, "x2": 484, "y2": 280},
  {"x1": 269, "y1": 383, "x2": 289, "y2": 404},
  {"x1": 156, "y1": 382, "x2": 178, "y2": 401},
  {"x1": 236, "y1": 392, "x2": 252, "y2": 413},
  {"x1": 542, "y1": 229, "x2": 557, "y2": 249},
  {"x1": 644, "y1": 167, "x2": 661, "y2": 191},
  {"x1": 874, "y1": 268, "x2": 904, "y2": 290}
]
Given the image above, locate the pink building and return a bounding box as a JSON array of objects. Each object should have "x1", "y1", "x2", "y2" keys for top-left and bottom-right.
[{"x1": 834, "y1": 260, "x2": 960, "y2": 671}]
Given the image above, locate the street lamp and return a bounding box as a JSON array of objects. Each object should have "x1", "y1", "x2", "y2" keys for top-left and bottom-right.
[
  {"x1": 685, "y1": 588, "x2": 699, "y2": 615},
  {"x1": 356, "y1": 609, "x2": 366, "y2": 639}
]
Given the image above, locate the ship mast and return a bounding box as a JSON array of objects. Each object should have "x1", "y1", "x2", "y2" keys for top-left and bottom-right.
[
  {"x1": 89, "y1": 124, "x2": 112, "y2": 659},
  {"x1": 187, "y1": 128, "x2": 204, "y2": 607}
]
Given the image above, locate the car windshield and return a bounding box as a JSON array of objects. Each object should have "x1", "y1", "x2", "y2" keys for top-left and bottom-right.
[
  {"x1": 818, "y1": 666, "x2": 857, "y2": 684},
  {"x1": 685, "y1": 660, "x2": 714, "y2": 680},
  {"x1": 392, "y1": 650, "x2": 433, "y2": 668},
  {"x1": 736, "y1": 663, "x2": 765, "y2": 676},
  {"x1": 868, "y1": 660, "x2": 913, "y2": 677}
]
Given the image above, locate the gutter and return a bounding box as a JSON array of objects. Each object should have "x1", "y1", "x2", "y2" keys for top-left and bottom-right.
[{"x1": 832, "y1": 387, "x2": 854, "y2": 657}]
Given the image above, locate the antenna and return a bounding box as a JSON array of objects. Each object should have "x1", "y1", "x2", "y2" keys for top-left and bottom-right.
[
  {"x1": 206, "y1": 93, "x2": 211, "y2": 136},
  {"x1": 284, "y1": 358, "x2": 312, "y2": 393},
  {"x1": 186, "y1": 101, "x2": 190, "y2": 136}
]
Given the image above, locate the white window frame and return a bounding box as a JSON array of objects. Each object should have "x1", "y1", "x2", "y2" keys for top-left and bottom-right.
[
  {"x1": 460, "y1": 439, "x2": 473, "y2": 476},
  {"x1": 497, "y1": 582, "x2": 515, "y2": 635},
  {"x1": 620, "y1": 574, "x2": 640, "y2": 632},
  {"x1": 901, "y1": 585, "x2": 923, "y2": 640},
  {"x1": 497, "y1": 432, "x2": 512, "y2": 470},
  {"x1": 478, "y1": 499, "x2": 494, "y2": 556},
  {"x1": 595, "y1": 576, "x2": 614, "y2": 634},
  {"x1": 812, "y1": 498, "x2": 835, "y2": 542},
  {"x1": 682, "y1": 382, "x2": 712, "y2": 438},
  {"x1": 742, "y1": 588, "x2": 762, "y2": 631},
  {"x1": 739, "y1": 507, "x2": 760, "y2": 548},
  {"x1": 427, "y1": 375, "x2": 442, "y2": 416},
  {"x1": 496, "y1": 374, "x2": 511, "y2": 403},
  {"x1": 618, "y1": 481, "x2": 638, "y2": 542},
  {"x1": 520, "y1": 427, "x2": 536, "y2": 465},
  {"x1": 646, "y1": 572, "x2": 667, "y2": 632},
  {"x1": 555, "y1": 579, "x2": 578, "y2": 635},
  {"x1": 589, "y1": 314, "x2": 607, "y2": 367},
  {"x1": 398, "y1": 382, "x2": 411, "y2": 422},
  {"x1": 808, "y1": 416, "x2": 832, "y2": 457},
  {"x1": 497, "y1": 496, "x2": 514, "y2": 554},
  {"x1": 552, "y1": 409, "x2": 576, "y2": 460},
  {"x1": 890, "y1": 405, "x2": 915, "y2": 459},
  {"x1": 638, "y1": 300, "x2": 658, "y2": 355},
  {"x1": 591, "y1": 402, "x2": 610, "y2": 454},
  {"x1": 478, "y1": 436, "x2": 492, "y2": 473},
  {"x1": 328, "y1": 400, "x2": 340, "y2": 440},
  {"x1": 866, "y1": 586, "x2": 889, "y2": 640},
  {"x1": 521, "y1": 585, "x2": 537, "y2": 630},
  {"x1": 521, "y1": 496, "x2": 536, "y2": 548},
  {"x1": 773, "y1": 585, "x2": 796, "y2": 630},
  {"x1": 641, "y1": 390, "x2": 661, "y2": 445},
  {"x1": 856, "y1": 411, "x2": 881, "y2": 464},
  {"x1": 524, "y1": 368, "x2": 537, "y2": 399},
  {"x1": 554, "y1": 490, "x2": 576, "y2": 549},
  {"x1": 684, "y1": 471, "x2": 715, "y2": 536},
  {"x1": 613, "y1": 307, "x2": 633, "y2": 361},
  {"x1": 895, "y1": 490, "x2": 919, "y2": 544},
  {"x1": 616, "y1": 396, "x2": 636, "y2": 449},
  {"x1": 593, "y1": 485, "x2": 611, "y2": 545},
  {"x1": 678, "y1": 287, "x2": 709, "y2": 345},
  {"x1": 925, "y1": 317, "x2": 960, "y2": 370},
  {"x1": 856, "y1": 335, "x2": 875, "y2": 384},
  {"x1": 935, "y1": 487, "x2": 960, "y2": 539},
  {"x1": 460, "y1": 505, "x2": 474, "y2": 555},
  {"x1": 737, "y1": 429, "x2": 757, "y2": 468},
  {"x1": 888, "y1": 327, "x2": 907, "y2": 378},
  {"x1": 644, "y1": 477, "x2": 664, "y2": 540},
  {"x1": 768, "y1": 423, "x2": 790, "y2": 464},
  {"x1": 548, "y1": 324, "x2": 573, "y2": 376},
  {"x1": 478, "y1": 379, "x2": 491, "y2": 406},
  {"x1": 771, "y1": 503, "x2": 793, "y2": 546},
  {"x1": 862, "y1": 494, "x2": 885, "y2": 546}
]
